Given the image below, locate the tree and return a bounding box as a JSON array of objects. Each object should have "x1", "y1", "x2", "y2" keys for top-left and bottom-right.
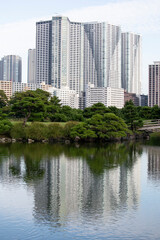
[
  {"x1": 46, "y1": 96, "x2": 61, "y2": 121},
  {"x1": 108, "y1": 106, "x2": 123, "y2": 118},
  {"x1": 122, "y1": 100, "x2": 138, "y2": 130},
  {"x1": 0, "y1": 119, "x2": 12, "y2": 136},
  {"x1": 138, "y1": 106, "x2": 152, "y2": 119},
  {"x1": 83, "y1": 102, "x2": 111, "y2": 118},
  {"x1": 88, "y1": 113, "x2": 129, "y2": 139},
  {"x1": 10, "y1": 90, "x2": 46, "y2": 126},
  {"x1": 70, "y1": 113, "x2": 129, "y2": 141},
  {"x1": 70, "y1": 122, "x2": 97, "y2": 139},
  {"x1": 0, "y1": 90, "x2": 8, "y2": 108},
  {"x1": 151, "y1": 105, "x2": 160, "y2": 119}
]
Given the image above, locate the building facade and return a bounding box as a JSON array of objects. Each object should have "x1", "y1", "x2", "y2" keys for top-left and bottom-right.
[
  {"x1": 0, "y1": 80, "x2": 12, "y2": 99},
  {"x1": 0, "y1": 60, "x2": 3, "y2": 80},
  {"x1": 84, "y1": 22, "x2": 121, "y2": 89},
  {"x1": 28, "y1": 49, "x2": 36, "y2": 84},
  {"x1": 36, "y1": 20, "x2": 52, "y2": 85},
  {"x1": 140, "y1": 94, "x2": 148, "y2": 107},
  {"x1": 36, "y1": 17, "x2": 122, "y2": 93},
  {"x1": 124, "y1": 91, "x2": 139, "y2": 106},
  {"x1": 85, "y1": 83, "x2": 124, "y2": 108},
  {"x1": 121, "y1": 33, "x2": 141, "y2": 95},
  {"x1": 0, "y1": 55, "x2": 22, "y2": 82},
  {"x1": 149, "y1": 62, "x2": 160, "y2": 107}
]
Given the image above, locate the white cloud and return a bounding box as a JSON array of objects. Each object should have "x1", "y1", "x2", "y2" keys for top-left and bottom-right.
[
  {"x1": 65, "y1": 0, "x2": 160, "y2": 34},
  {"x1": 0, "y1": 0, "x2": 160, "y2": 92}
]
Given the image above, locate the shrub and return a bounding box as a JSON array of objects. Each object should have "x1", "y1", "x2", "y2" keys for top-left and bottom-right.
[
  {"x1": 70, "y1": 122, "x2": 97, "y2": 139},
  {"x1": 10, "y1": 123, "x2": 26, "y2": 139},
  {"x1": 150, "y1": 132, "x2": 160, "y2": 141},
  {"x1": 50, "y1": 113, "x2": 68, "y2": 122},
  {"x1": 0, "y1": 120, "x2": 12, "y2": 136},
  {"x1": 47, "y1": 123, "x2": 64, "y2": 139},
  {"x1": 25, "y1": 122, "x2": 47, "y2": 140},
  {"x1": 63, "y1": 121, "x2": 78, "y2": 138}
]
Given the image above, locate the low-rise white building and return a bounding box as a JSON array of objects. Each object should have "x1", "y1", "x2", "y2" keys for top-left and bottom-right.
[
  {"x1": 85, "y1": 83, "x2": 124, "y2": 109},
  {"x1": 51, "y1": 87, "x2": 79, "y2": 109},
  {"x1": 12, "y1": 82, "x2": 79, "y2": 109}
]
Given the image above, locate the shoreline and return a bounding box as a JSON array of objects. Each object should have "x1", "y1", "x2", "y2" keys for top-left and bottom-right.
[{"x1": 0, "y1": 132, "x2": 149, "y2": 144}]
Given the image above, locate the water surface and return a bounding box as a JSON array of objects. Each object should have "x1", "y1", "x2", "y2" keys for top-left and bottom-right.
[{"x1": 0, "y1": 142, "x2": 160, "y2": 239}]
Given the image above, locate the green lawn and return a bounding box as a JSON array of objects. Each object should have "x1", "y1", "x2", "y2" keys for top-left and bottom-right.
[{"x1": 10, "y1": 119, "x2": 68, "y2": 127}]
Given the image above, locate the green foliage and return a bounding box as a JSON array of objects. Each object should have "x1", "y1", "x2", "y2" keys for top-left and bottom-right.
[
  {"x1": 149, "y1": 132, "x2": 160, "y2": 145},
  {"x1": 133, "y1": 119, "x2": 143, "y2": 130},
  {"x1": 0, "y1": 90, "x2": 8, "y2": 108},
  {"x1": 50, "y1": 96, "x2": 62, "y2": 107},
  {"x1": 138, "y1": 106, "x2": 152, "y2": 119},
  {"x1": 0, "y1": 119, "x2": 12, "y2": 136},
  {"x1": 0, "y1": 109, "x2": 8, "y2": 120},
  {"x1": 25, "y1": 122, "x2": 47, "y2": 140},
  {"x1": 89, "y1": 113, "x2": 129, "y2": 139},
  {"x1": 47, "y1": 123, "x2": 64, "y2": 139},
  {"x1": 70, "y1": 122, "x2": 97, "y2": 139},
  {"x1": 108, "y1": 106, "x2": 123, "y2": 118},
  {"x1": 83, "y1": 102, "x2": 111, "y2": 118},
  {"x1": 122, "y1": 100, "x2": 138, "y2": 130},
  {"x1": 63, "y1": 121, "x2": 79, "y2": 138},
  {"x1": 10, "y1": 123, "x2": 26, "y2": 139},
  {"x1": 151, "y1": 105, "x2": 160, "y2": 119},
  {"x1": 50, "y1": 113, "x2": 68, "y2": 122},
  {"x1": 10, "y1": 90, "x2": 47, "y2": 126},
  {"x1": 71, "y1": 113, "x2": 129, "y2": 141}
]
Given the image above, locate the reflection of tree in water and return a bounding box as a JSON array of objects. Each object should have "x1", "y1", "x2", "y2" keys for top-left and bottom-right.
[
  {"x1": 3, "y1": 142, "x2": 143, "y2": 176},
  {"x1": 0, "y1": 142, "x2": 143, "y2": 226}
]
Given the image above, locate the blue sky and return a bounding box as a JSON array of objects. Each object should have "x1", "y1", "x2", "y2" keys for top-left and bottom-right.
[{"x1": 1, "y1": 0, "x2": 160, "y2": 94}]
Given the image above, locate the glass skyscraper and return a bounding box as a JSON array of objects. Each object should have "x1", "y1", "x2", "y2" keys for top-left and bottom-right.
[{"x1": 0, "y1": 55, "x2": 22, "y2": 82}]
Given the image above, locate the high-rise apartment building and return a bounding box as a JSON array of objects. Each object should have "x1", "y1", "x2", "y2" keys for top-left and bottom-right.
[
  {"x1": 0, "y1": 55, "x2": 22, "y2": 82},
  {"x1": 36, "y1": 16, "x2": 142, "y2": 109},
  {"x1": 149, "y1": 61, "x2": 160, "y2": 107},
  {"x1": 0, "y1": 60, "x2": 3, "y2": 80},
  {"x1": 121, "y1": 33, "x2": 141, "y2": 95},
  {"x1": 36, "y1": 16, "x2": 122, "y2": 92},
  {"x1": 36, "y1": 20, "x2": 52, "y2": 85},
  {"x1": 84, "y1": 22, "x2": 121, "y2": 89},
  {"x1": 51, "y1": 16, "x2": 84, "y2": 94},
  {"x1": 28, "y1": 49, "x2": 36, "y2": 84}
]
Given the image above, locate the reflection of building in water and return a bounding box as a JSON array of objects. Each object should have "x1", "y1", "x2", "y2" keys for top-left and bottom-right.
[
  {"x1": 33, "y1": 154, "x2": 84, "y2": 223},
  {"x1": 0, "y1": 149, "x2": 141, "y2": 223},
  {"x1": 33, "y1": 153, "x2": 141, "y2": 223},
  {"x1": 81, "y1": 160, "x2": 104, "y2": 216},
  {"x1": 103, "y1": 158, "x2": 141, "y2": 214},
  {"x1": 147, "y1": 146, "x2": 160, "y2": 182}
]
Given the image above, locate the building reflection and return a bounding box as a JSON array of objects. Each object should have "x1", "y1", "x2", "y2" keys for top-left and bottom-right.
[
  {"x1": 32, "y1": 148, "x2": 141, "y2": 224},
  {"x1": 0, "y1": 143, "x2": 142, "y2": 225},
  {"x1": 147, "y1": 146, "x2": 160, "y2": 182}
]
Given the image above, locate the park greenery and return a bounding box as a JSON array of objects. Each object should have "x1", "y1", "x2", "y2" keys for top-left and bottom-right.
[{"x1": 0, "y1": 89, "x2": 159, "y2": 142}]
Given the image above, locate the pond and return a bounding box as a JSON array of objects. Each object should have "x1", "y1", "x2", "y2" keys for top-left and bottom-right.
[{"x1": 0, "y1": 141, "x2": 160, "y2": 239}]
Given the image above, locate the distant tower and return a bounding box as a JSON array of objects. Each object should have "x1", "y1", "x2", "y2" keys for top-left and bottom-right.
[
  {"x1": 36, "y1": 20, "x2": 52, "y2": 85},
  {"x1": 0, "y1": 60, "x2": 3, "y2": 80},
  {"x1": 121, "y1": 32, "x2": 141, "y2": 95},
  {"x1": 149, "y1": 61, "x2": 160, "y2": 107},
  {"x1": 0, "y1": 55, "x2": 22, "y2": 82},
  {"x1": 28, "y1": 49, "x2": 36, "y2": 84}
]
